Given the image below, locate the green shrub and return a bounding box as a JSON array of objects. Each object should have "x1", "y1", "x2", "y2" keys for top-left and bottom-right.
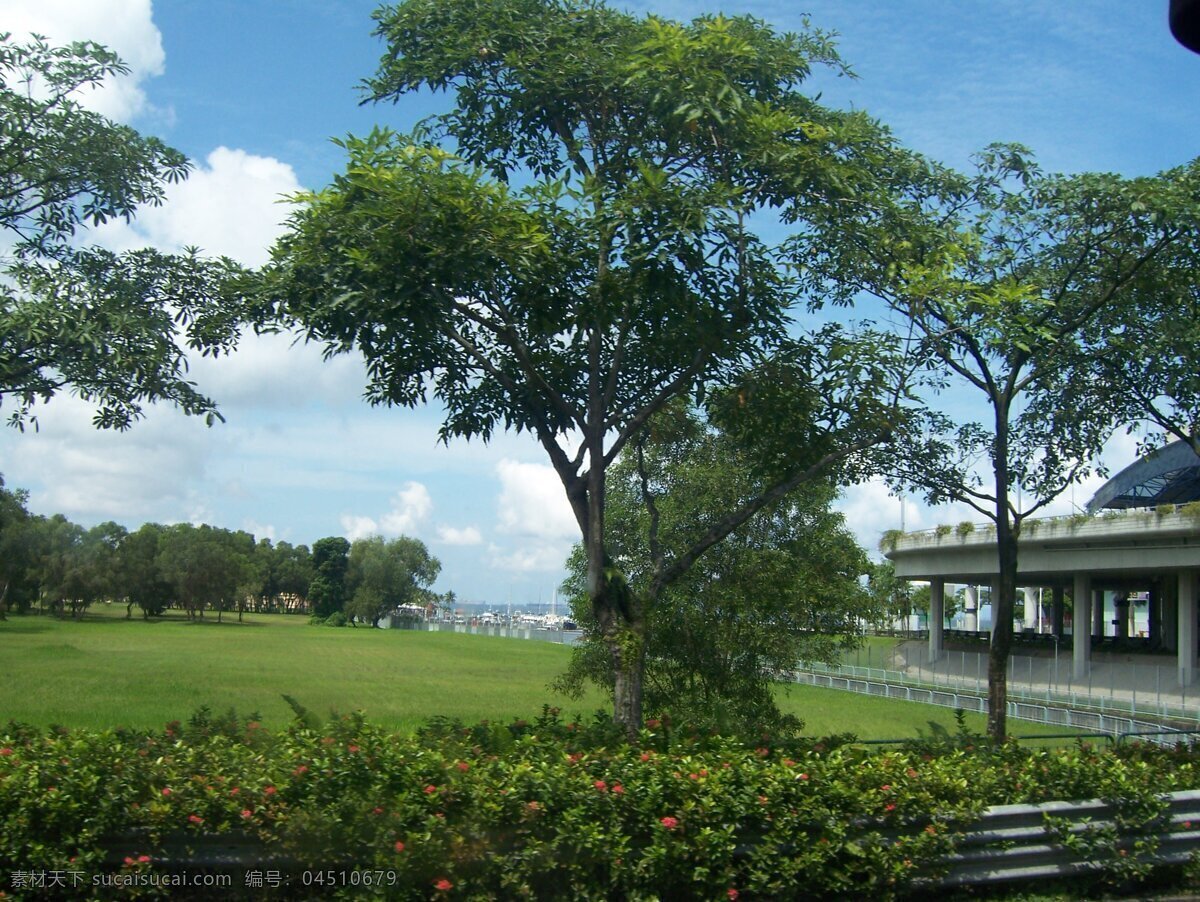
[
  {"x1": 954, "y1": 521, "x2": 975, "y2": 538},
  {"x1": 1, "y1": 708, "x2": 1197, "y2": 898},
  {"x1": 934, "y1": 524, "x2": 952, "y2": 538}
]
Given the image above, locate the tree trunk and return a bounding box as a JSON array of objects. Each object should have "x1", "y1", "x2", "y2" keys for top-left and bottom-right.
[{"x1": 987, "y1": 524, "x2": 1019, "y2": 741}]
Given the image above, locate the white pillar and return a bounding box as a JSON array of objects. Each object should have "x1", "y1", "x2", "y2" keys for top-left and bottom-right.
[
  {"x1": 1073, "y1": 572, "x2": 1091, "y2": 681},
  {"x1": 1179, "y1": 571, "x2": 1197, "y2": 687},
  {"x1": 928, "y1": 578, "x2": 944, "y2": 664},
  {"x1": 964, "y1": 585, "x2": 978, "y2": 632}
]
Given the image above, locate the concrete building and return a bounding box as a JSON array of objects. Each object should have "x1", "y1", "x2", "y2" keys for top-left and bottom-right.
[{"x1": 885, "y1": 441, "x2": 1200, "y2": 686}]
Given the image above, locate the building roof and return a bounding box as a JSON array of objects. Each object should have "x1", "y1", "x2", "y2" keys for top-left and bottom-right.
[{"x1": 1086, "y1": 440, "x2": 1200, "y2": 513}]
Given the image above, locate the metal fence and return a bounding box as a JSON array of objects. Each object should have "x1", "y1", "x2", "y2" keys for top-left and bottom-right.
[
  {"x1": 826, "y1": 641, "x2": 1200, "y2": 726},
  {"x1": 390, "y1": 620, "x2": 585, "y2": 646}
]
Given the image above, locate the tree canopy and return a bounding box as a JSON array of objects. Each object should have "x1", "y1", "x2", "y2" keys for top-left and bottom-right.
[
  {"x1": 796, "y1": 145, "x2": 1200, "y2": 738},
  {"x1": 558, "y1": 402, "x2": 876, "y2": 735},
  {"x1": 0, "y1": 34, "x2": 243, "y2": 429},
  {"x1": 264, "y1": 0, "x2": 918, "y2": 731}
]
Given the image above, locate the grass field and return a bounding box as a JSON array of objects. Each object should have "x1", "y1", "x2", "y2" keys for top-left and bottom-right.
[{"x1": 0, "y1": 611, "x2": 1073, "y2": 741}]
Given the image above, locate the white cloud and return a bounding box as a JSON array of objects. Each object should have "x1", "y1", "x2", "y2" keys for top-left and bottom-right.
[
  {"x1": 96, "y1": 146, "x2": 301, "y2": 267},
  {"x1": 489, "y1": 543, "x2": 573, "y2": 574},
  {"x1": 341, "y1": 482, "x2": 433, "y2": 542},
  {"x1": 495, "y1": 459, "x2": 577, "y2": 539},
  {"x1": 437, "y1": 525, "x2": 483, "y2": 546},
  {"x1": 380, "y1": 482, "x2": 433, "y2": 534},
  {"x1": 340, "y1": 514, "x2": 379, "y2": 542},
  {"x1": 0, "y1": 0, "x2": 165, "y2": 122}
]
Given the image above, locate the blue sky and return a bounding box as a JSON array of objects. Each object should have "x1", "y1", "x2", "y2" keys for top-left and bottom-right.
[{"x1": 0, "y1": 0, "x2": 1197, "y2": 605}]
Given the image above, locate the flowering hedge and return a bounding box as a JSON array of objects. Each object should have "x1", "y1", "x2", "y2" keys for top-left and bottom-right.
[{"x1": 1, "y1": 708, "x2": 1199, "y2": 899}]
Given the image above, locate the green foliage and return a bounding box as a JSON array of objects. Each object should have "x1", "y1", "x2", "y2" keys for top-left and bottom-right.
[
  {"x1": 0, "y1": 34, "x2": 245, "y2": 429},
  {"x1": 345, "y1": 535, "x2": 440, "y2": 627},
  {"x1": 2, "y1": 710, "x2": 1197, "y2": 898},
  {"x1": 263, "y1": 0, "x2": 919, "y2": 728},
  {"x1": 309, "y1": 536, "x2": 350, "y2": 619},
  {"x1": 934, "y1": 524, "x2": 952, "y2": 538},
  {"x1": 954, "y1": 521, "x2": 975, "y2": 538},
  {"x1": 558, "y1": 404, "x2": 878, "y2": 737}
]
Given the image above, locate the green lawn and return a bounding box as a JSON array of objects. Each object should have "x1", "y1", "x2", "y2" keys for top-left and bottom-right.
[{"x1": 0, "y1": 611, "x2": 1073, "y2": 741}]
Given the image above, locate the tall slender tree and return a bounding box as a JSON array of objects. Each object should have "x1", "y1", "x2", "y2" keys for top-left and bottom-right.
[
  {"x1": 795, "y1": 146, "x2": 1200, "y2": 739},
  {"x1": 265, "y1": 0, "x2": 917, "y2": 731}
]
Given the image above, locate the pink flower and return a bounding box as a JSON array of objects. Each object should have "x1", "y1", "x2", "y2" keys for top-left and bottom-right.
[
  {"x1": 137, "y1": 855, "x2": 150, "y2": 863},
  {"x1": 394, "y1": 841, "x2": 405, "y2": 853},
  {"x1": 0, "y1": 748, "x2": 12, "y2": 756},
  {"x1": 264, "y1": 786, "x2": 277, "y2": 796},
  {"x1": 594, "y1": 780, "x2": 608, "y2": 792},
  {"x1": 424, "y1": 784, "x2": 437, "y2": 795},
  {"x1": 728, "y1": 890, "x2": 740, "y2": 900},
  {"x1": 884, "y1": 803, "x2": 897, "y2": 813},
  {"x1": 293, "y1": 765, "x2": 309, "y2": 776},
  {"x1": 161, "y1": 787, "x2": 172, "y2": 797},
  {"x1": 241, "y1": 809, "x2": 252, "y2": 819},
  {"x1": 688, "y1": 773, "x2": 699, "y2": 781},
  {"x1": 372, "y1": 806, "x2": 384, "y2": 815},
  {"x1": 799, "y1": 773, "x2": 810, "y2": 781},
  {"x1": 456, "y1": 762, "x2": 470, "y2": 772},
  {"x1": 659, "y1": 816, "x2": 679, "y2": 830},
  {"x1": 347, "y1": 744, "x2": 360, "y2": 753},
  {"x1": 434, "y1": 878, "x2": 453, "y2": 891},
  {"x1": 612, "y1": 784, "x2": 625, "y2": 794},
  {"x1": 881, "y1": 784, "x2": 892, "y2": 792},
  {"x1": 639, "y1": 753, "x2": 652, "y2": 762},
  {"x1": 188, "y1": 814, "x2": 204, "y2": 825},
  {"x1": 123, "y1": 857, "x2": 135, "y2": 866}
]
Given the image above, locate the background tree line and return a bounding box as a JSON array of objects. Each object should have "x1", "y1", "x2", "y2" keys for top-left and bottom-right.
[{"x1": 0, "y1": 476, "x2": 440, "y2": 625}]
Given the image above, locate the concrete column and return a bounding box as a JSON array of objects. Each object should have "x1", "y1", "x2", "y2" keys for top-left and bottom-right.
[
  {"x1": 1179, "y1": 571, "x2": 1197, "y2": 687},
  {"x1": 1052, "y1": 586, "x2": 1065, "y2": 638},
  {"x1": 928, "y1": 577, "x2": 945, "y2": 664},
  {"x1": 1163, "y1": 579, "x2": 1179, "y2": 652},
  {"x1": 964, "y1": 585, "x2": 978, "y2": 632},
  {"x1": 1073, "y1": 572, "x2": 1091, "y2": 681}
]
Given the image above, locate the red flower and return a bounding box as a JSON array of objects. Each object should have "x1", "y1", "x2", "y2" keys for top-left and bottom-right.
[
  {"x1": 456, "y1": 761, "x2": 470, "y2": 772},
  {"x1": 424, "y1": 784, "x2": 438, "y2": 794},
  {"x1": 688, "y1": 773, "x2": 699, "y2": 781},
  {"x1": 372, "y1": 806, "x2": 384, "y2": 815},
  {"x1": 123, "y1": 857, "x2": 135, "y2": 867},
  {"x1": 264, "y1": 786, "x2": 277, "y2": 795},
  {"x1": 241, "y1": 809, "x2": 252, "y2": 819},
  {"x1": 881, "y1": 784, "x2": 892, "y2": 792},
  {"x1": 783, "y1": 759, "x2": 796, "y2": 767},
  {"x1": 137, "y1": 855, "x2": 150, "y2": 863},
  {"x1": 188, "y1": 814, "x2": 204, "y2": 825},
  {"x1": 659, "y1": 816, "x2": 679, "y2": 830},
  {"x1": 728, "y1": 890, "x2": 740, "y2": 900},
  {"x1": 0, "y1": 748, "x2": 12, "y2": 756},
  {"x1": 394, "y1": 841, "x2": 405, "y2": 853},
  {"x1": 347, "y1": 744, "x2": 360, "y2": 753},
  {"x1": 594, "y1": 780, "x2": 608, "y2": 792},
  {"x1": 884, "y1": 803, "x2": 897, "y2": 813},
  {"x1": 161, "y1": 787, "x2": 172, "y2": 797},
  {"x1": 906, "y1": 768, "x2": 918, "y2": 779},
  {"x1": 434, "y1": 878, "x2": 453, "y2": 891},
  {"x1": 293, "y1": 765, "x2": 309, "y2": 776},
  {"x1": 639, "y1": 753, "x2": 651, "y2": 762},
  {"x1": 799, "y1": 773, "x2": 809, "y2": 781},
  {"x1": 755, "y1": 747, "x2": 769, "y2": 757},
  {"x1": 229, "y1": 787, "x2": 240, "y2": 796},
  {"x1": 612, "y1": 784, "x2": 625, "y2": 794}
]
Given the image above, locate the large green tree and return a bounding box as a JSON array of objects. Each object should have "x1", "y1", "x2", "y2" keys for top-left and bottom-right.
[
  {"x1": 346, "y1": 535, "x2": 441, "y2": 627},
  {"x1": 796, "y1": 146, "x2": 1200, "y2": 739},
  {"x1": 265, "y1": 0, "x2": 913, "y2": 731},
  {"x1": 558, "y1": 402, "x2": 877, "y2": 735},
  {"x1": 0, "y1": 34, "x2": 242, "y2": 429}
]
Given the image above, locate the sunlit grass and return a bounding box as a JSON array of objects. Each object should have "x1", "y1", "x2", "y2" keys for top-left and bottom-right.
[{"x1": 0, "y1": 610, "x2": 1075, "y2": 741}]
